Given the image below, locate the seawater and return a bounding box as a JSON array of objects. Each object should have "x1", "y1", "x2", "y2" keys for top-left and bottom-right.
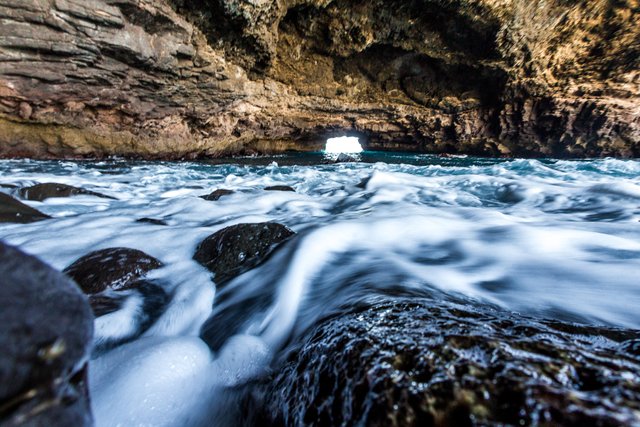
[{"x1": 1, "y1": 153, "x2": 640, "y2": 426}]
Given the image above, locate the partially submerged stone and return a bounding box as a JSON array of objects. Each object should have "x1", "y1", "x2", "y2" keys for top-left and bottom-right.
[
  {"x1": 201, "y1": 189, "x2": 235, "y2": 201},
  {"x1": 0, "y1": 192, "x2": 50, "y2": 223},
  {"x1": 0, "y1": 242, "x2": 93, "y2": 426},
  {"x1": 136, "y1": 217, "x2": 168, "y2": 226},
  {"x1": 64, "y1": 248, "x2": 169, "y2": 352},
  {"x1": 261, "y1": 299, "x2": 640, "y2": 426},
  {"x1": 64, "y1": 247, "x2": 163, "y2": 294},
  {"x1": 19, "y1": 183, "x2": 115, "y2": 201},
  {"x1": 264, "y1": 186, "x2": 296, "y2": 192},
  {"x1": 193, "y1": 222, "x2": 295, "y2": 286}
]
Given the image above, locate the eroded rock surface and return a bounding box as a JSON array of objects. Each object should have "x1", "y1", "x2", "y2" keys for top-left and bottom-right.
[
  {"x1": 0, "y1": 0, "x2": 638, "y2": 158},
  {"x1": 259, "y1": 299, "x2": 640, "y2": 426},
  {"x1": 0, "y1": 241, "x2": 93, "y2": 426}
]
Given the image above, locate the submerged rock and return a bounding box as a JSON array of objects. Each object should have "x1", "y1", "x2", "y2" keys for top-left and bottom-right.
[
  {"x1": 64, "y1": 247, "x2": 163, "y2": 294},
  {"x1": 0, "y1": 242, "x2": 93, "y2": 426},
  {"x1": 64, "y1": 248, "x2": 169, "y2": 352},
  {"x1": 260, "y1": 299, "x2": 640, "y2": 426},
  {"x1": 201, "y1": 189, "x2": 235, "y2": 201},
  {"x1": 136, "y1": 217, "x2": 168, "y2": 226},
  {"x1": 18, "y1": 183, "x2": 115, "y2": 201},
  {"x1": 0, "y1": 192, "x2": 50, "y2": 223},
  {"x1": 193, "y1": 222, "x2": 295, "y2": 286},
  {"x1": 91, "y1": 280, "x2": 171, "y2": 353},
  {"x1": 264, "y1": 186, "x2": 296, "y2": 192},
  {"x1": 355, "y1": 176, "x2": 372, "y2": 189}
]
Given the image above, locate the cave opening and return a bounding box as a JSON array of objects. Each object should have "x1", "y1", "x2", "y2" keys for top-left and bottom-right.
[{"x1": 325, "y1": 136, "x2": 363, "y2": 153}]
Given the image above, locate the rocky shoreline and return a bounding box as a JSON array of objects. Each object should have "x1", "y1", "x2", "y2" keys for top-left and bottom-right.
[{"x1": 0, "y1": 0, "x2": 638, "y2": 159}]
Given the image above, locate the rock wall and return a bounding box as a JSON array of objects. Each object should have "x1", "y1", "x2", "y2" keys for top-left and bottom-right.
[{"x1": 0, "y1": 0, "x2": 638, "y2": 158}]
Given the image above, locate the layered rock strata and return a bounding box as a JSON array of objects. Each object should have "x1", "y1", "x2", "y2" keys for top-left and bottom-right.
[{"x1": 0, "y1": 0, "x2": 638, "y2": 158}]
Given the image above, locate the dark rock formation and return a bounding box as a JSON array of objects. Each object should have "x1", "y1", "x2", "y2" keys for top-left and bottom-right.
[
  {"x1": 264, "y1": 185, "x2": 295, "y2": 192},
  {"x1": 259, "y1": 299, "x2": 640, "y2": 426},
  {"x1": 201, "y1": 188, "x2": 234, "y2": 201},
  {"x1": 0, "y1": 241, "x2": 93, "y2": 426},
  {"x1": 63, "y1": 247, "x2": 169, "y2": 352},
  {"x1": 135, "y1": 217, "x2": 168, "y2": 226},
  {"x1": 0, "y1": 0, "x2": 637, "y2": 158},
  {"x1": 63, "y1": 247, "x2": 163, "y2": 294},
  {"x1": 0, "y1": 192, "x2": 50, "y2": 223},
  {"x1": 19, "y1": 183, "x2": 115, "y2": 201},
  {"x1": 193, "y1": 222, "x2": 294, "y2": 286}
]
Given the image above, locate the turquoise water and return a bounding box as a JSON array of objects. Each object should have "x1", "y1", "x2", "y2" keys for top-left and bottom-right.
[{"x1": 1, "y1": 153, "x2": 639, "y2": 425}]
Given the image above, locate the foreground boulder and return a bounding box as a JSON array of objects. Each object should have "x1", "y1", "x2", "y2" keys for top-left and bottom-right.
[
  {"x1": 194, "y1": 223, "x2": 295, "y2": 286},
  {"x1": 0, "y1": 242, "x2": 93, "y2": 426},
  {"x1": 260, "y1": 299, "x2": 640, "y2": 426},
  {"x1": 0, "y1": 192, "x2": 50, "y2": 223},
  {"x1": 64, "y1": 248, "x2": 163, "y2": 294},
  {"x1": 19, "y1": 183, "x2": 115, "y2": 202}
]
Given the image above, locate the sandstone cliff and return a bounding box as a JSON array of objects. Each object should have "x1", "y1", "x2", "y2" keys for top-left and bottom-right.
[{"x1": 0, "y1": 0, "x2": 638, "y2": 158}]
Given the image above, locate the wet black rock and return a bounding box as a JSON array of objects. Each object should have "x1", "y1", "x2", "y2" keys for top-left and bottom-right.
[
  {"x1": 0, "y1": 192, "x2": 50, "y2": 223},
  {"x1": 355, "y1": 175, "x2": 372, "y2": 189},
  {"x1": 89, "y1": 294, "x2": 125, "y2": 317},
  {"x1": 18, "y1": 183, "x2": 115, "y2": 202},
  {"x1": 0, "y1": 242, "x2": 93, "y2": 426},
  {"x1": 260, "y1": 299, "x2": 640, "y2": 427},
  {"x1": 264, "y1": 185, "x2": 296, "y2": 192},
  {"x1": 193, "y1": 222, "x2": 295, "y2": 286},
  {"x1": 136, "y1": 217, "x2": 168, "y2": 226},
  {"x1": 201, "y1": 189, "x2": 235, "y2": 201},
  {"x1": 63, "y1": 248, "x2": 163, "y2": 294},
  {"x1": 91, "y1": 280, "x2": 171, "y2": 353}
]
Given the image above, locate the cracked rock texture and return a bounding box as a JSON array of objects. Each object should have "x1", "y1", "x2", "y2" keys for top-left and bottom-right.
[{"x1": 0, "y1": 0, "x2": 638, "y2": 158}]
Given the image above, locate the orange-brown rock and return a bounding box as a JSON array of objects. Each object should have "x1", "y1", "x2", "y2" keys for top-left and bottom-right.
[{"x1": 0, "y1": 0, "x2": 638, "y2": 158}]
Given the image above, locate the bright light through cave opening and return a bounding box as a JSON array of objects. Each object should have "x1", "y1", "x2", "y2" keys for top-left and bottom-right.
[{"x1": 325, "y1": 136, "x2": 363, "y2": 153}]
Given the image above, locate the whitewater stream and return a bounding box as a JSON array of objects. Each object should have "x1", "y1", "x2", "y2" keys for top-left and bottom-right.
[{"x1": 1, "y1": 153, "x2": 640, "y2": 425}]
